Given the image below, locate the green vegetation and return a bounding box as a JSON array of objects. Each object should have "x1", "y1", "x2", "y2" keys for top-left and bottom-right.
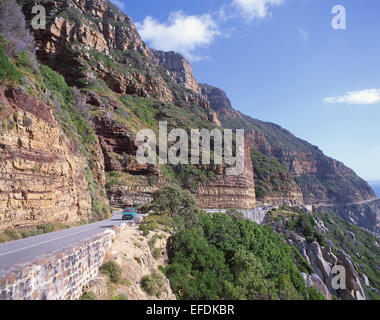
[
  {"x1": 111, "y1": 293, "x2": 128, "y2": 300},
  {"x1": 0, "y1": 223, "x2": 70, "y2": 244},
  {"x1": 165, "y1": 210, "x2": 324, "y2": 300},
  {"x1": 100, "y1": 260, "x2": 123, "y2": 284},
  {"x1": 146, "y1": 184, "x2": 199, "y2": 230},
  {"x1": 315, "y1": 211, "x2": 380, "y2": 300},
  {"x1": 287, "y1": 213, "x2": 327, "y2": 247},
  {"x1": 40, "y1": 65, "x2": 72, "y2": 102},
  {"x1": 162, "y1": 164, "x2": 217, "y2": 191},
  {"x1": 139, "y1": 214, "x2": 173, "y2": 236},
  {"x1": 105, "y1": 171, "x2": 147, "y2": 189},
  {"x1": 140, "y1": 272, "x2": 165, "y2": 298},
  {"x1": 250, "y1": 149, "x2": 294, "y2": 199},
  {"x1": 15, "y1": 50, "x2": 31, "y2": 68},
  {"x1": 40, "y1": 65, "x2": 110, "y2": 222},
  {"x1": 0, "y1": 45, "x2": 21, "y2": 83},
  {"x1": 80, "y1": 291, "x2": 97, "y2": 300}
]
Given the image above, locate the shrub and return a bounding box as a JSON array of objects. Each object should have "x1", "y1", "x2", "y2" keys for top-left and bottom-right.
[
  {"x1": 111, "y1": 294, "x2": 128, "y2": 300},
  {"x1": 307, "y1": 287, "x2": 326, "y2": 300},
  {"x1": 40, "y1": 65, "x2": 72, "y2": 103},
  {"x1": 140, "y1": 272, "x2": 165, "y2": 298},
  {"x1": 149, "y1": 184, "x2": 199, "y2": 229},
  {"x1": 15, "y1": 50, "x2": 31, "y2": 67},
  {"x1": 0, "y1": 0, "x2": 35, "y2": 56},
  {"x1": 80, "y1": 291, "x2": 97, "y2": 300},
  {"x1": 0, "y1": 45, "x2": 21, "y2": 83},
  {"x1": 22, "y1": 115, "x2": 32, "y2": 127},
  {"x1": 100, "y1": 260, "x2": 122, "y2": 284},
  {"x1": 165, "y1": 212, "x2": 314, "y2": 300}
]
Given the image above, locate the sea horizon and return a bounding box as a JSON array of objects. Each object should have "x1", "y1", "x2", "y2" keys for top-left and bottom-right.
[{"x1": 368, "y1": 181, "x2": 380, "y2": 198}]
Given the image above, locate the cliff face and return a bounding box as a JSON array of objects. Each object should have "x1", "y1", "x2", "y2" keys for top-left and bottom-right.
[
  {"x1": 21, "y1": 0, "x2": 173, "y2": 101},
  {"x1": 199, "y1": 83, "x2": 232, "y2": 111},
  {"x1": 202, "y1": 84, "x2": 375, "y2": 205},
  {"x1": 0, "y1": 88, "x2": 91, "y2": 231},
  {"x1": 194, "y1": 144, "x2": 256, "y2": 209},
  {"x1": 18, "y1": 0, "x2": 254, "y2": 211},
  {"x1": 250, "y1": 149, "x2": 304, "y2": 206},
  {"x1": 153, "y1": 50, "x2": 201, "y2": 94},
  {"x1": 15, "y1": 0, "x2": 376, "y2": 224}
]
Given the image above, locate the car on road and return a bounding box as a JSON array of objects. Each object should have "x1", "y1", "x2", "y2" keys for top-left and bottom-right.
[{"x1": 122, "y1": 207, "x2": 137, "y2": 220}]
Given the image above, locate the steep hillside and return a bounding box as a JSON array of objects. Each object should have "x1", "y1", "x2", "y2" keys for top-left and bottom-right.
[
  {"x1": 200, "y1": 84, "x2": 375, "y2": 205},
  {"x1": 18, "y1": 0, "x2": 256, "y2": 210},
  {"x1": 199, "y1": 84, "x2": 379, "y2": 232},
  {"x1": 0, "y1": 38, "x2": 109, "y2": 232}
]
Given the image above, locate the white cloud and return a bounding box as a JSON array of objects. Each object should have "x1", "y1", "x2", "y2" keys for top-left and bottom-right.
[
  {"x1": 298, "y1": 28, "x2": 309, "y2": 41},
  {"x1": 232, "y1": 0, "x2": 286, "y2": 20},
  {"x1": 110, "y1": 0, "x2": 125, "y2": 10},
  {"x1": 136, "y1": 11, "x2": 220, "y2": 61},
  {"x1": 324, "y1": 89, "x2": 380, "y2": 105}
]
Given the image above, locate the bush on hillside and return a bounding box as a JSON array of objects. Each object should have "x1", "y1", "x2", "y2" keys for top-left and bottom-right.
[
  {"x1": 0, "y1": 45, "x2": 21, "y2": 83},
  {"x1": 148, "y1": 184, "x2": 199, "y2": 229},
  {"x1": 100, "y1": 260, "x2": 122, "y2": 284},
  {"x1": 140, "y1": 272, "x2": 165, "y2": 298},
  {"x1": 0, "y1": 0, "x2": 35, "y2": 56},
  {"x1": 165, "y1": 212, "x2": 323, "y2": 300}
]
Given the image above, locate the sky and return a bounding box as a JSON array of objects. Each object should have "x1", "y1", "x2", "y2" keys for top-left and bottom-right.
[{"x1": 111, "y1": 0, "x2": 380, "y2": 181}]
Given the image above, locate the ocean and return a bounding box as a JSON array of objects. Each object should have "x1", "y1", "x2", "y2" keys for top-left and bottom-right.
[{"x1": 368, "y1": 181, "x2": 380, "y2": 198}]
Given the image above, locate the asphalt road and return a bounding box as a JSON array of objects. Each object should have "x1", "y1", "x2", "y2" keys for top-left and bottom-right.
[{"x1": 0, "y1": 211, "x2": 129, "y2": 271}]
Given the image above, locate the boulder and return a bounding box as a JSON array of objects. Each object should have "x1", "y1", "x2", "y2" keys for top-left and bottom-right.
[{"x1": 306, "y1": 274, "x2": 332, "y2": 300}]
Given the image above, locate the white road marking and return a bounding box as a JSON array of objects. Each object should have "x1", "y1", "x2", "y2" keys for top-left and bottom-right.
[{"x1": 0, "y1": 225, "x2": 102, "y2": 257}]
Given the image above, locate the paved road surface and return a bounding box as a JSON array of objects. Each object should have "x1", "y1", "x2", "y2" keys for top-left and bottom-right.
[{"x1": 0, "y1": 211, "x2": 131, "y2": 271}]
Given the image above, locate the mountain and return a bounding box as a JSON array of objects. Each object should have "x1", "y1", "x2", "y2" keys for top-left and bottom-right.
[
  {"x1": 200, "y1": 84, "x2": 379, "y2": 233},
  {"x1": 0, "y1": 0, "x2": 378, "y2": 300},
  {"x1": 0, "y1": 0, "x2": 372, "y2": 234}
]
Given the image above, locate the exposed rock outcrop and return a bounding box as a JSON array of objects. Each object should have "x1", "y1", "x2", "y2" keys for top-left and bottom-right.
[
  {"x1": 153, "y1": 50, "x2": 201, "y2": 94},
  {"x1": 0, "y1": 88, "x2": 92, "y2": 231},
  {"x1": 199, "y1": 83, "x2": 232, "y2": 111},
  {"x1": 21, "y1": 0, "x2": 173, "y2": 102},
  {"x1": 264, "y1": 212, "x2": 368, "y2": 300},
  {"x1": 314, "y1": 200, "x2": 380, "y2": 236},
  {"x1": 194, "y1": 144, "x2": 256, "y2": 209}
]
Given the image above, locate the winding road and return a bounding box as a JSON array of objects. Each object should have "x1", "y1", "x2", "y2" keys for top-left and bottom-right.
[{"x1": 0, "y1": 211, "x2": 127, "y2": 271}]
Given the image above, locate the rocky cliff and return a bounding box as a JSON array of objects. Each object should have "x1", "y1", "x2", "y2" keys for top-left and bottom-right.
[
  {"x1": 194, "y1": 144, "x2": 256, "y2": 209},
  {"x1": 0, "y1": 87, "x2": 91, "y2": 231},
  {"x1": 264, "y1": 208, "x2": 380, "y2": 300},
  {"x1": 153, "y1": 50, "x2": 201, "y2": 94},
  {"x1": 21, "y1": 0, "x2": 173, "y2": 101},
  {"x1": 17, "y1": 0, "x2": 255, "y2": 210},
  {"x1": 200, "y1": 83, "x2": 378, "y2": 230}
]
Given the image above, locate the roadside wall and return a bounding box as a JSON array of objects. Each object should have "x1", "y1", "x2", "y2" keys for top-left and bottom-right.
[{"x1": 0, "y1": 229, "x2": 115, "y2": 300}]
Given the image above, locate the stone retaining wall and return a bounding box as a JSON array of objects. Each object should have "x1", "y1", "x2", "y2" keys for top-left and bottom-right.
[{"x1": 0, "y1": 229, "x2": 115, "y2": 300}]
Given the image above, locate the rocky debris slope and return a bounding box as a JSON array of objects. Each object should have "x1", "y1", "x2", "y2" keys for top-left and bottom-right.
[
  {"x1": 83, "y1": 223, "x2": 175, "y2": 300},
  {"x1": 314, "y1": 199, "x2": 380, "y2": 236},
  {"x1": 264, "y1": 208, "x2": 380, "y2": 300},
  {"x1": 0, "y1": 88, "x2": 91, "y2": 231}
]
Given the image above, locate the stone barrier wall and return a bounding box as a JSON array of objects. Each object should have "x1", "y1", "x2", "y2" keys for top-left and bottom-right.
[{"x1": 0, "y1": 229, "x2": 115, "y2": 300}]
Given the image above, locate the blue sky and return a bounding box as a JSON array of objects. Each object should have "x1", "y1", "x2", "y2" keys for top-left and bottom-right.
[{"x1": 112, "y1": 0, "x2": 380, "y2": 181}]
